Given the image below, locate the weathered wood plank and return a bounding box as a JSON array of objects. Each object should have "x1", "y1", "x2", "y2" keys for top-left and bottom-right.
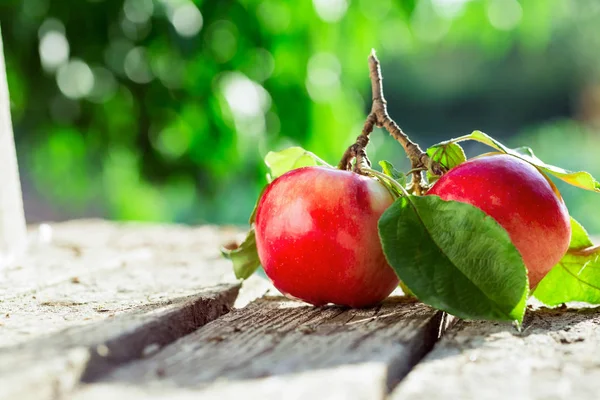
[
  {"x1": 0, "y1": 219, "x2": 245, "y2": 300},
  {"x1": 391, "y1": 307, "x2": 600, "y2": 400},
  {"x1": 0, "y1": 29, "x2": 27, "y2": 266},
  {"x1": 0, "y1": 220, "x2": 270, "y2": 400},
  {"x1": 0, "y1": 285, "x2": 238, "y2": 400},
  {"x1": 0, "y1": 220, "x2": 267, "y2": 347},
  {"x1": 75, "y1": 296, "x2": 449, "y2": 400}
]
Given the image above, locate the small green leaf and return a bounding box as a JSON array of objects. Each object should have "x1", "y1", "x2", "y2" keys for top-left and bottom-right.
[
  {"x1": 533, "y1": 218, "x2": 600, "y2": 305},
  {"x1": 454, "y1": 130, "x2": 600, "y2": 192},
  {"x1": 426, "y1": 142, "x2": 466, "y2": 182},
  {"x1": 221, "y1": 229, "x2": 261, "y2": 280},
  {"x1": 378, "y1": 195, "x2": 528, "y2": 322},
  {"x1": 248, "y1": 185, "x2": 267, "y2": 224},
  {"x1": 264, "y1": 147, "x2": 330, "y2": 182},
  {"x1": 378, "y1": 160, "x2": 407, "y2": 186}
]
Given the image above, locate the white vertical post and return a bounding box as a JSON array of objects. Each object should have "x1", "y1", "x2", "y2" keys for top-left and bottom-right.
[{"x1": 0, "y1": 29, "x2": 27, "y2": 267}]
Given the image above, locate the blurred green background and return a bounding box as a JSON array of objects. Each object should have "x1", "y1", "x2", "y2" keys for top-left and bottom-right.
[{"x1": 1, "y1": 0, "x2": 600, "y2": 230}]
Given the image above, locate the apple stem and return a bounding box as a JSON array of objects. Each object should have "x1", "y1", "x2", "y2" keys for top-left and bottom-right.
[
  {"x1": 569, "y1": 244, "x2": 600, "y2": 257},
  {"x1": 338, "y1": 50, "x2": 443, "y2": 195},
  {"x1": 364, "y1": 167, "x2": 409, "y2": 198}
]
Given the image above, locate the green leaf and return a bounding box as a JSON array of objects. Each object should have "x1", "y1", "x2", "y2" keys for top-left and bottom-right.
[
  {"x1": 378, "y1": 160, "x2": 407, "y2": 186},
  {"x1": 533, "y1": 218, "x2": 600, "y2": 305},
  {"x1": 221, "y1": 229, "x2": 261, "y2": 280},
  {"x1": 426, "y1": 142, "x2": 466, "y2": 182},
  {"x1": 378, "y1": 195, "x2": 528, "y2": 323},
  {"x1": 399, "y1": 280, "x2": 415, "y2": 297},
  {"x1": 248, "y1": 185, "x2": 267, "y2": 224},
  {"x1": 264, "y1": 147, "x2": 330, "y2": 182},
  {"x1": 454, "y1": 130, "x2": 600, "y2": 192}
]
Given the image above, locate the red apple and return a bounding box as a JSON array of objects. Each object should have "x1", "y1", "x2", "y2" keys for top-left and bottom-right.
[
  {"x1": 254, "y1": 166, "x2": 399, "y2": 307},
  {"x1": 428, "y1": 154, "x2": 571, "y2": 289}
]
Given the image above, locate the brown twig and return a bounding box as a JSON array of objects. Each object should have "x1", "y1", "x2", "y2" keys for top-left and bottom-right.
[
  {"x1": 338, "y1": 50, "x2": 443, "y2": 195},
  {"x1": 569, "y1": 244, "x2": 600, "y2": 257}
]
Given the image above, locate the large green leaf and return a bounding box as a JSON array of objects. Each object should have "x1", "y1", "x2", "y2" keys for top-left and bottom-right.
[
  {"x1": 453, "y1": 131, "x2": 600, "y2": 192},
  {"x1": 378, "y1": 195, "x2": 528, "y2": 323},
  {"x1": 426, "y1": 142, "x2": 466, "y2": 182},
  {"x1": 264, "y1": 147, "x2": 330, "y2": 182},
  {"x1": 533, "y1": 218, "x2": 600, "y2": 305}
]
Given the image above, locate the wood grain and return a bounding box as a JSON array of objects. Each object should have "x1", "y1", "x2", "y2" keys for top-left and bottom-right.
[
  {"x1": 0, "y1": 285, "x2": 238, "y2": 400},
  {"x1": 79, "y1": 296, "x2": 449, "y2": 400},
  {"x1": 0, "y1": 220, "x2": 270, "y2": 400},
  {"x1": 0, "y1": 220, "x2": 268, "y2": 348},
  {"x1": 391, "y1": 306, "x2": 600, "y2": 400}
]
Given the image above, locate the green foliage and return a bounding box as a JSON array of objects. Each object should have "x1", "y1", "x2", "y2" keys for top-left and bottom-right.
[
  {"x1": 512, "y1": 121, "x2": 600, "y2": 232},
  {"x1": 378, "y1": 195, "x2": 528, "y2": 323},
  {"x1": 534, "y1": 218, "x2": 600, "y2": 305},
  {"x1": 264, "y1": 147, "x2": 329, "y2": 182},
  {"x1": 455, "y1": 131, "x2": 600, "y2": 192},
  {"x1": 425, "y1": 142, "x2": 466, "y2": 182},
  {"x1": 378, "y1": 160, "x2": 407, "y2": 187},
  {"x1": 221, "y1": 229, "x2": 261, "y2": 280},
  {"x1": 2, "y1": 0, "x2": 600, "y2": 225}
]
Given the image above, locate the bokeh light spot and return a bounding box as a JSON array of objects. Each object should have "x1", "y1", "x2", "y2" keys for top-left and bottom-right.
[
  {"x1": 124, "y1": 47, "x2": 154, "y2": 83},
  {"x1": 39, "y1": 31, "x2": 69, "y2": 71},
  {"x1": 123, "y1": 0, "x2": 154, "y2": 24},
  {"x1": 359, "y1": 0, "x2": 391, "y2": 20},
  {"x1": 313, "y1": 0, "x2": 348, "y2": 23},
  {"x1": 306, "y1": 52, "x2": 341, "y2": 102},
  {"x1": 151, "y1": 53, "x2": 184, "y2": 89},
  {"x1": 222, "y1": 72, "x2": 270, "y2": 118},
  {"x1": 56, "y1": 59, "x2": 95, "y2": 99},
  {"x1": 206, "y1": 21, "x2": 238, "y2": 63},
  {"x1": 104, "y1": 39, "x2": 135, "y2": 77},
  {"x1": 487, "y1": 0, "x2": 522, "y2": 31},
  {"x1": 242, "y1": 48, "x2": 275, "y2": 82},
  {"x1": 256, "y1": 1, "x2": 291, "y2": 33},
  {"x1": 431, "y1": 0, "x2": 470, "y2": 20},
  {"x1": 171, "y1": 3, "x2": 203, "y2": 37}
]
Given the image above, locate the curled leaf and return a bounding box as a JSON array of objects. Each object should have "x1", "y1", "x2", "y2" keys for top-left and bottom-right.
[
  {"x1": 378, "y1": 160, "x2": 407, "y2": 186},
  {"x1": 264, "y1": 147, "x2": 331, "y2": 182},
  {"x1": 426, "y1": 142, "x2": 466, "y2": 183},
  {"x1": 454, "y1": 130, "x2": 600, "y2": 192},
  {"x1": 534, "y1": 218, "x2": 600, "y2": 305},
  {"x1": 221, "y1": 229, "x2": 261, "y2": 280}
]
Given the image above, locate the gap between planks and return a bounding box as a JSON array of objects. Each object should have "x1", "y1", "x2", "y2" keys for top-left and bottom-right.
[
  {"x1": 0, "y1": 284, "x2": 240, "y2": 400},
  {"x1": 391, "y1": 305, "x2": 600, "y2": 400},
  {"x1": 0, "y1": 220, "x2": 271, "y2": 400},
  {"x1": 73, "y1": 296, "x2": 454, "y2": 400}
]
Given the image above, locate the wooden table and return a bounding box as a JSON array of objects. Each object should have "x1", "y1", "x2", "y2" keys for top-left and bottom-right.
[{"x1": 2, "y1": 220, "x2": 599, "y2": 400}]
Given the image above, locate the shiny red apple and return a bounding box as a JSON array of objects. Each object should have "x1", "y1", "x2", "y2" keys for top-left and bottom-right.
[
  {"x1": 428, "y1": 154, "x2": 571, "y2": 289},
  {"x1": 254, "y1": 166, "x2": 399, "y2": 307}
]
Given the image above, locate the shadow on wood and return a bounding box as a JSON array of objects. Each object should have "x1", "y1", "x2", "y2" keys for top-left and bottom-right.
[
  {"x1": 0, "y1": 284, "x2": 239, "y2": 400},
  {"x1": 79, "y1": 296, "x2": 450, "y2": 400},
  {"x1": 392, "y1": 306, "x2": 600, "y2": 400}
]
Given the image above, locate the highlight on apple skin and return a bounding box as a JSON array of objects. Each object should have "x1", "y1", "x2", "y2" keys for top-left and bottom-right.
[
  {"x1": 428, "y1": 153, "x2": 571, "y2": 289},
  {"x1": 254, "y1": 166, "x2": 399, "y2": 308}
]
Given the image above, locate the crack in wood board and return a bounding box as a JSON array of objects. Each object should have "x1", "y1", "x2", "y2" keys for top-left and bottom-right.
[
  {"x1": 391, "y1": 306, "x2": 600, "y2": 400},
  {"x1": 72, "y1": 296, "x2": 452, "y2": 400},
  {"x1": 0, "y1": 284, "x2": 239, "y2": 400}
]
